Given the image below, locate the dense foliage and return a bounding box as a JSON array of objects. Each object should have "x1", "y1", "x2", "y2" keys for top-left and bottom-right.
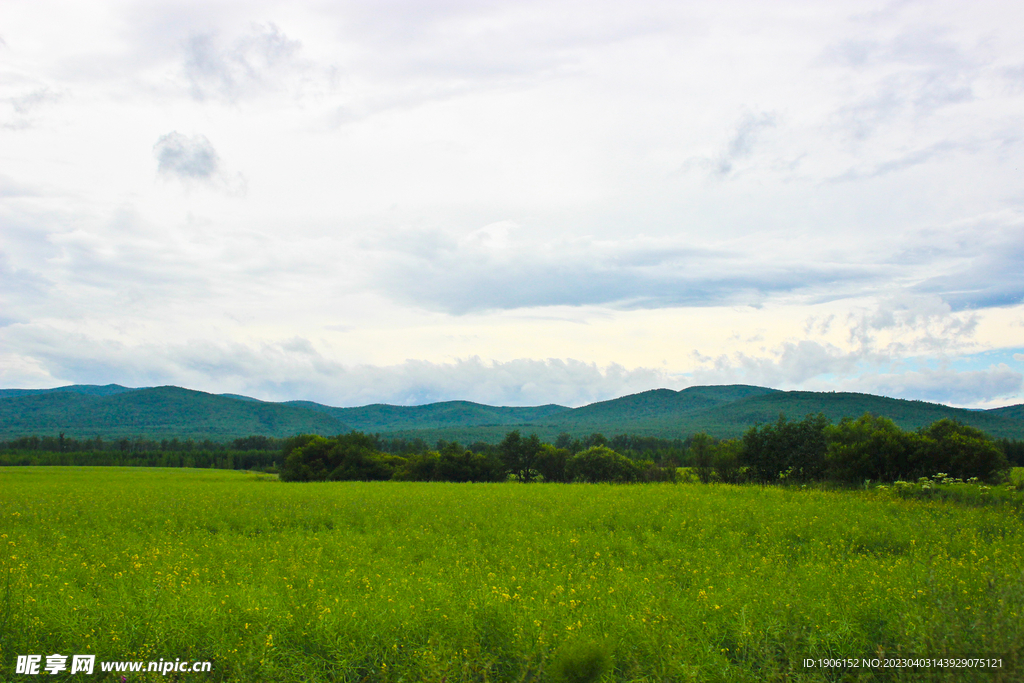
[
  {"x1": 278, "y1": 431, "x2": 679, "y2": 483},
  {"x1": 4, "y1": 413, "x2": 1017, "y2": 485},
  {"x1": 736, "y1": 414, "x2": 1011, "y2": 484},
  {"x1": 0, "y1": 434, "x2": 285, "y2": 470}
]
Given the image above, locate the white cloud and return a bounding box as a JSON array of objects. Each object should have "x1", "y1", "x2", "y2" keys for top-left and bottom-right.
[
  {"x1": 845, "y1": 366, "x2": 1023, "y2": 406},
  {"x1": 1, "y1": 0, "x2": 1023, "y2": 408}
]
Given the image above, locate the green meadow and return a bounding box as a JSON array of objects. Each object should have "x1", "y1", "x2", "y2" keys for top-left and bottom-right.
[{"x1": 1, "y1": 468, "x2": 1022, "y2": 682}]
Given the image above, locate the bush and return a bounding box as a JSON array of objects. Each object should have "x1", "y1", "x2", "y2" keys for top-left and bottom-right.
[
  {"x1": 712, "y1": 439, "x2": 744, "y2": 484},
  {"x1": 825, "y1": 414, "x2": 922, "y2": 483},
  {"x1": 535, "y1": 444, "x2": 572, "y2": 483},
  {"x1": 388, "y1": 443, "x2": 507, "y2": 482},
  {"x1": 280, "y1": 432, "x2": 399, "y2": 482},
  {"x1": 916, "y1": 419, "x2": 1010, "y2": 483},
  {"x1": 636, "y1": 459, "x2": 679, "y2": 482},
  {"x1": 742, "y1": 413, "x2": 829, "y2": 483},
  {"x1": 566, "y1": 446, "x2": 640, "y2": 483},
  {"x1": 689, "y1": 433, "x2": 715, "y2": 484},
  {"x1": 499, "y1": 431, "x2": 542, "y2": 483}
]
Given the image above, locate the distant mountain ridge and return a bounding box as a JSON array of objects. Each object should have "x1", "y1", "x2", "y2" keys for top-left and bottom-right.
[
  {"x1": 0, "y1": 384, "x2": 136, "y2": 399},
  {"x1": 0, "y1": 383, "x2": 1022, "y2": 442}
]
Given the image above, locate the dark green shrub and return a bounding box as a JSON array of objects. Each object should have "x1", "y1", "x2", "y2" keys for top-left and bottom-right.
[
  {"x1": 280, "y1": 431, "x2": 399, "y2": 482},
  {"x1": 499, "y1": 430, "x2": 542, "y2": 482},
  {"x1": 916, "y1": 419, "x2": 1010, "y2": 483},
  {"x1": 689, "y1": 432, "x2": 715, "y2": 483},
  {"x1": 825, "y1": 414, "x2": 922, "y2": 482},
  {"x1": 566, "y1": 446, "x2": 639, "y2": 483},
  {"x1": 535, "y1": 444, "x2": 571, "y2": 483},
  {"x1": 712, "y1": 439, "x2": 744, "y2": 483},
  {"x1": 636, "y1": 459, "x2": 678, "y2": 482},
  {"x1": 742, "y1": 413, "x2": 829, "y2": 483}
]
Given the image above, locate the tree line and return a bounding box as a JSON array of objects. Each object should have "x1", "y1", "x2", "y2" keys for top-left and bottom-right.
[
  {"x1": 278, "y1": 430, "x2": 678, "y2": 483},
  {"x1": 280, "y1": 414, "x2": 1016, "y2": 484},
  {"x1": 3, "y1": 413, "x2": 1020, "y2": 482},
  {"x1": 696, "y1": 413, "x2": 1013, "y2": 484}
]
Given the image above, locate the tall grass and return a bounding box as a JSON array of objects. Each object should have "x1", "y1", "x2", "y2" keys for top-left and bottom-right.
[{"x1": 1, "y1": 467, "x2": 1021, "y2": 681}]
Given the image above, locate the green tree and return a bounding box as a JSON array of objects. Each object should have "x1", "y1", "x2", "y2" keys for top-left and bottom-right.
[
  {"x1": 689, "y1": 433, "x2": 715, "y2": 483},
  {"x1": 825, "y1": 414, "x2": 921, "y2": 482},
  {"x1": 712, "y1": 439, "x2": 744, "y2": 484},
  {"x1": 499, "y1": 430, "x2": 541, "y2": 482},
  {"x1": 916, "y1": 419, "x2": 1010, "y2": 482},
  {"x1": 742, "y1": 413, "x2": 829, "y2": 483},
  {"x1": 535, "y1": 444, "x2": 571, "y2": 483},
  {"x1": 566, "y1": 446, "x2": 640, "y2": 483}
]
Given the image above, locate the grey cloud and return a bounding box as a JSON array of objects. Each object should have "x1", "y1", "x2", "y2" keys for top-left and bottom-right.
[
  {"x1": 844, "y1": 294, "x2": 981, "y2": 359},
  {"x1": 685, "y1": 112, "x2": 777, "y2": 178},
  {"x1": 845, "y1": 366, "x2": 1023, "y2": 406},
  {"x1": 369, "y1": 227, "x2": 872, "y2": 313},
  {"x1": 369, "y1": 212, "x2": 1024, "y2": 314},
  {"x1": 4, "y1": 87, "x2": 61, "y2": 130},
  {"x1": 828, "y1": 29, "x2": 978, "y2": 139},
  {"x1": 1002, "y1": 64, "x2": 1024, "y2": 93},
  {"x1": 903, "y1": 221, "x2": 1024, "y2": 311},
  {"x1": 830, "y1": 140, "x2": 960, "y2": 182},
  {"x1": 154, "y1": 131, "x2": 220, "y2": 180},
  {"x1": 152, "y1": 131, "x2": 245, "y2": 194},
  {"x1": 715, "y1": 112, "x2": 777, "y2": 176},
  {"x1": 183, "y1": 23, "x2": 303, "y2": 102}
]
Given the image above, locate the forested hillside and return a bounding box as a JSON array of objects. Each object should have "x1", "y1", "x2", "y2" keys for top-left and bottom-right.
[{"x1": 1, "y1": 383, "x2": 1022, "y2": 442}]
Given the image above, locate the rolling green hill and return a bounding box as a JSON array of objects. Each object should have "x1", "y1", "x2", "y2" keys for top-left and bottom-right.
[
  {"x1": 531, "y1": 385, "x2": 777, "y2": 434},
  {"x1": 0, "y1": 384, "x2": 136, "y2": 399},
  {"x1": 1, "y1": 383, "x2": 1022, "y2": 443},
  {"x1": 988, "y1": 404, "x2": 1024, "y2": 422},
  {"x1": 285, "y1": 400, "x2": 570, "y2": 432},
  {"x1": 0, "y1": 387, "x2": 349, "y2": 439}
]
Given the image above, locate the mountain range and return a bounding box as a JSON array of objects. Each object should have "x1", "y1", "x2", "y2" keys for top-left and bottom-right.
[{"x1": 2, "y1": 383, "x2": 1023, "y2": 443}]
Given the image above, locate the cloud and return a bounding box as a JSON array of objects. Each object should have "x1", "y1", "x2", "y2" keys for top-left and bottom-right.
[
  {"x1": 369, "y1": 223, "x2": 873, "y2": 313},
  {"x1": 8, "y1": 321, "x2": 1020, "y2": 409},
  {"x1": 899, "y1": 216, "x2": 1024, "y2": 311},
  {"x1": 845, "y1": 293, "x2": 980, "y2": 356},
  {"x1": 183, "y1": 23, "x2": 304, "y2": 102},
  {"x1": 845, "y1": 366, "x2": 1023, "y2": 406},
  {"x1": 713, "y1": 112, "x2": 777, "y2": 176},
  {"x1": 687, "y1": 340, "x2": 1022, "y2": 408},
  {"x1": 688, "y1": 340, "x2": 866, "y2": 390},
  {"x1": 685, "y1": 111, "x2": 777, "y2": 178},
  {"x1": 0, "y1": 174, "x2": 40, "y2": 198},
  {"x1": 827, "y1": 28, "x2": 978, "y2": 140},
  {"x1": 3, "y1": 87, "x2": 61, "y2": 130},
  {"x1": 153, "y1": 132, "x2": 245, "y2": 193},
  {"x1": 154, "y1": 131, "x2": 220, "y2": 180},
  {"x1": 830, "y1": 140, "x2": 961, "y2": 182},
  {"x1": 369, "y1": 211, "x2": 1024, "y2": 315},
  {"x1": 1, "y1": 326, "x2": 684, "y2": 407}
]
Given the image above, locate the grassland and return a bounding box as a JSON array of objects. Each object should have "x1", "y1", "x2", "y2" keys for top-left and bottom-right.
[{"x1": 1, "y1": 468, "x2": 1022, "y2": 682}]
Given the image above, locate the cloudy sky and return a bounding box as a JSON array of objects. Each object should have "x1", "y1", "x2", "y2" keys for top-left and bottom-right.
[{"x1": 2, "y1": 0, "x2": 1023, "y2": 408}]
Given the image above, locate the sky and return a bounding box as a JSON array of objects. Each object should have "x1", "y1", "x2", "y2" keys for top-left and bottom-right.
[{"x1": 2, "y1": 0, "x2": 1023, "y2": 409}]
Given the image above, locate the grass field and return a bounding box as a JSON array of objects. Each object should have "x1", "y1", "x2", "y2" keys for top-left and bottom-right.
[{"x1": 1, "y1": 468, "x2": 1022, "y2": 682}]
